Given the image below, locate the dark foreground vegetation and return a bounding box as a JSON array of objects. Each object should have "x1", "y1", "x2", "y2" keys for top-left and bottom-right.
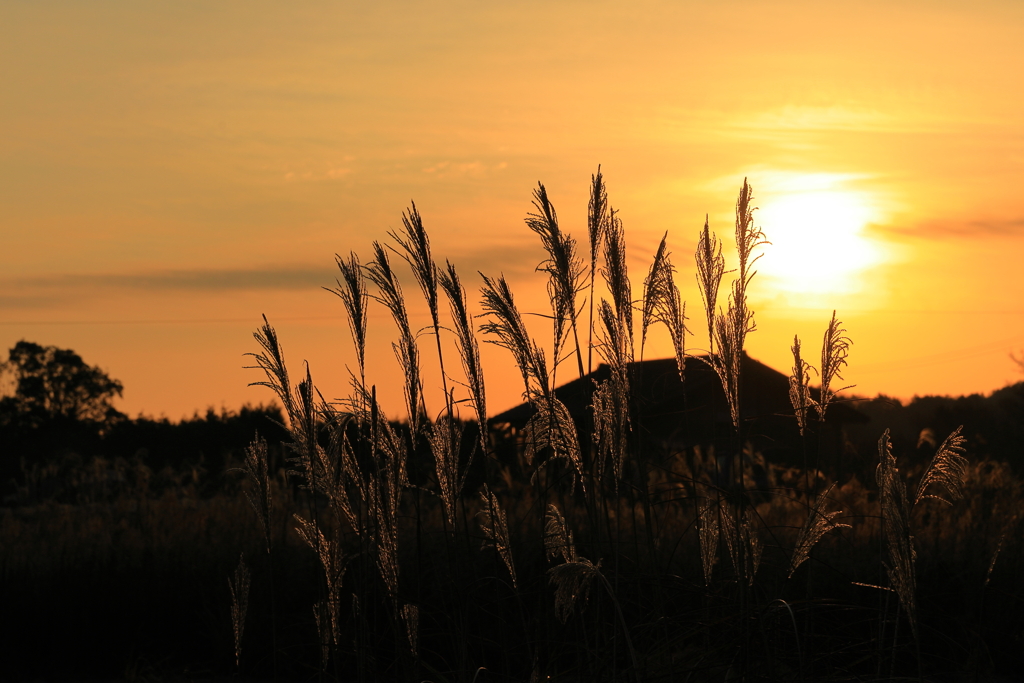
[{"x1": 3, "y1": 173, "x2": 1024, "y2": 682}]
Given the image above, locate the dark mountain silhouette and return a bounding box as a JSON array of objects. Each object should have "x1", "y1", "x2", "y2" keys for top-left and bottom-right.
[{"x1": 489, "y1": 353, "x2": 867, "y2": 475}]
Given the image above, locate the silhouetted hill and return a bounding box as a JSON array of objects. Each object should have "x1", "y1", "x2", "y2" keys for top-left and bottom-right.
[
  {"x1": 489, "y1": 355, "x2": 1024, "y2": 478},
  {"x1": 490, "y1": 353, "x2": 867, "y2": 474}
]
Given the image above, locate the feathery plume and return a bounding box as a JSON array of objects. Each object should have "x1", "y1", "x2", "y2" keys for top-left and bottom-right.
[
  {"x1": 294, "y1": 514, "x2": 347, "y2": 652},
  {"x1": 700, "y1": 181, "x2": 766, "y2": 432},
  {"x1": 313, "y1": 600, "x2": 332, "y2": 670},
  {"x1": 698, "y1": 498, "x2": 721, "y2": 586},
  {"x1": 601, "y1": 210, "x2": 633, "y2": 358},
  {"x1": 241, "y1": 432, "x2": 273, "y2": 553},
  {"x1": 401, "y1": 604, "x2": 420, "y2": 657},
  {"x1": 711, "y1": 301, "x2": 744, "y2": 431},
  {"x1": 526, "y1": 182, "x2": 587, "y2": 378},
  {"x1": 877, "y1": 429, "x2": 917, "y2": 635},
  {"x1": 695, "y1": 217, "x2": 725, "y2": 348},
  {"x1": 985, "y1": 526, "x2": 1011, "y2": 587},
  {"x1": 372, "y1": 488, "x2": 401, "y2": 605},
  {"x1": 733, "y1": 179, "x2": 766, "y2": 304},
  {"x1": 544, "y1": 504, "x2": 639, "y2": 677},
  {"x1": 327, "y1": 251, "x2": 369, "y2": 385},
  {"x1": 390, "y1": 203, "x2": 456, "y2": 415},
  {"x1": 324, "y1": 413, "x2": 362, "y2": 535},
  {"x1": 788, "y1": 484, "x2": 850, "y2": 578},
  {"x1": 914, "y1": 425, "x2": 968, "y2": 506},
  {"x1": 788, "y1": 336, "x2": 816, "y2": 437},
  {"x1": 544, "y1": 503, "x2": 577, "y2": 563},
  {"x1": 642, "y1": 234, "x2": 689, "y2": 380},
  {"x1": 524, "y1": 394, "x2": 584, "y2": 492},
  {"x1": 439, "y1": 261, "x2": 487, "y2": 452},
  {"x1": 340, "y1": 382, "x2": 406, "y2": 603},
  {"x1": 591, "y1": 298, "x2": 632, "y2": 486},
  {"x1": 642, "y1": 235, "x2": 669, "y2": 354},
  {"x1": 478, "y1": 485, "x2": 517, "y2": 588},
  {"x1": 721, "y1": 502, "x2": 763, "y2": 586},
  {"x1": 228, "y1": 553, "x2": 250, "y2": 669},
  {"x1": 591, "y1": 373, "x2": 629, "y2": 487},
  {"x1": 247, "y1": 316, "x2": 296, "y2": 426},
  {"x1": 588, "y1": 168, "x2": 609, "y2": 277},
  {"x1": 366, "y1": 241, "x2": 424, "y2": 436},
  {"x1": 544, "y1": 504, "x2": 600, "y2": 622},
  {"x1": 479, "y1": 274, "x2": 548, "y2": 398},
  {"x1": 547, "y1": 557, "x2": 602, "y2": 624},
  {"x1": 695, "y1": 216, "x2": 741, "y2": 430},
  {"x1": 247, "y1": 320, "x2": 326, "y2": 499},
  {"x1": 429, "y1": 415, "x2": 462, "y2": 528},
  {"x1": 290, "y1": 367, "x2": 322, "y2": 489},
  {"x1": 595, "y1": 299, "x2": 630, "y2": 375},
  {"x1": 344, "y1": 381, "x2": 409, "y2": 490},
  {"x1": 587, "y1": 168, "x2": 610, "y2": 373},
  {"x1": 389, "y1": 202, "x2": 440, "y2": 329},
  {"x1": 815, "y1": 311, "x2": 853, "y2": 421},
  {"x1": 590, "y1": 379, "x2": 612, "y2": 485}
]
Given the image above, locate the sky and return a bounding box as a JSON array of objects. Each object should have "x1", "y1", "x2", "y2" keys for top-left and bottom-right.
[{"x1": 2, "y1": 0, "x2": 1024, "y2": 420}]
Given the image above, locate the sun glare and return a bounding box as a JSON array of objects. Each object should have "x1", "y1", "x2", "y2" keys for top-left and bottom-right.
[{"x1": 756, "y1": 186, "x2": 883, "y2": 301}]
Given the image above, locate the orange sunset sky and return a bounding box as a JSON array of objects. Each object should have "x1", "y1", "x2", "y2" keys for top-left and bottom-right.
[{"x1": 3, "y1": 1, "x2": 1024, "y2": 420}]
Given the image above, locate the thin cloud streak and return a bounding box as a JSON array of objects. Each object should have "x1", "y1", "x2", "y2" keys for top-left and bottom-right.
[
  {"x1": 4, "y1": 266, "x2": 334, "y2": 293},
  {"x1": 0, "y1": 314, "x2": 348, "y2": 326},
  {"x1": 0, "y1": 245, "x2": 548, "y2": 314},
  {"x1": 446, "y1": 241, "x2": 544, "y2": 282},
  {"x1": 0, "y1": 294, "x2": 66, "y2": 310},
  {"x1": 886, "y1": 217, "x2": 1024, "y2": 239},
  {"x1": 0, "y1": 266, "x2": 336, "y2": 312}
]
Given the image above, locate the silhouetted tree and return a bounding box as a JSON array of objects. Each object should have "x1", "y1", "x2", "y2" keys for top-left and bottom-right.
[{"x1": 0, "y1": 340, "x2": 125, "y2": 430}]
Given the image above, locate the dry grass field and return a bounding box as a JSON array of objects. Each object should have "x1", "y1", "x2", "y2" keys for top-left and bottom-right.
[{"x1": 3, "y1": 172, "x2": 1024, "y2": 682}]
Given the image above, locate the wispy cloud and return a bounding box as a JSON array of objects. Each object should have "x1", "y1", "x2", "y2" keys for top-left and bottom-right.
[
  {"x1": 0, "y1": 251, "x2": 550, "y2": 313},
  {"x1": 446, "y1": 240, "x2": 545, "y2": 282},
  {"x1": 0, "y1": 265, "x2": 336, "y2": 310},
  {"x1": 20, "y1": 266, "x2": 335, "y2": 291},
  {"x1": 733, "y1": 106, "x2": 895, "y2": 132},
  {"x1": 0, "y1": 294, "x2": 66, "y2": 310},
  {"x1": 701, "y1": 168, "x2": 875, "y2": 195},
  {"x1": 421, "y1": 160, "x2": 509, "y2": 179},
  {"x1": 888, "y1": 217, "x2": 1024, "y2": 239},
  {"x1": 727, "y1": 105, "x2": 953, "y2": 136}
]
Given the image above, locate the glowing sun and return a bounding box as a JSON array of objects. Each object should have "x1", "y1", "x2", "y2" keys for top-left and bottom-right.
[{"x1": 756, "y1": 188, "x2": 883, "y2": 299}]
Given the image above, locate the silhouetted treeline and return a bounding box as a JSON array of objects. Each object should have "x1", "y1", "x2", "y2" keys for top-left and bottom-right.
[
  {"x1": 843, "y1": 381, "x2": 1024, "y2": 476},
  {"x1": 0, "y1": 405, "x2": 289, "y2": 504},
  {"x1": 8, "y1": 381, "x2": 1024, "y2": 507}
]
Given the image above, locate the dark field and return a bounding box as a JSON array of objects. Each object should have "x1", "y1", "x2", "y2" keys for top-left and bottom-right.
[{"x1": 2, "y1": 393, "x2": 1024, "y2": 681}]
